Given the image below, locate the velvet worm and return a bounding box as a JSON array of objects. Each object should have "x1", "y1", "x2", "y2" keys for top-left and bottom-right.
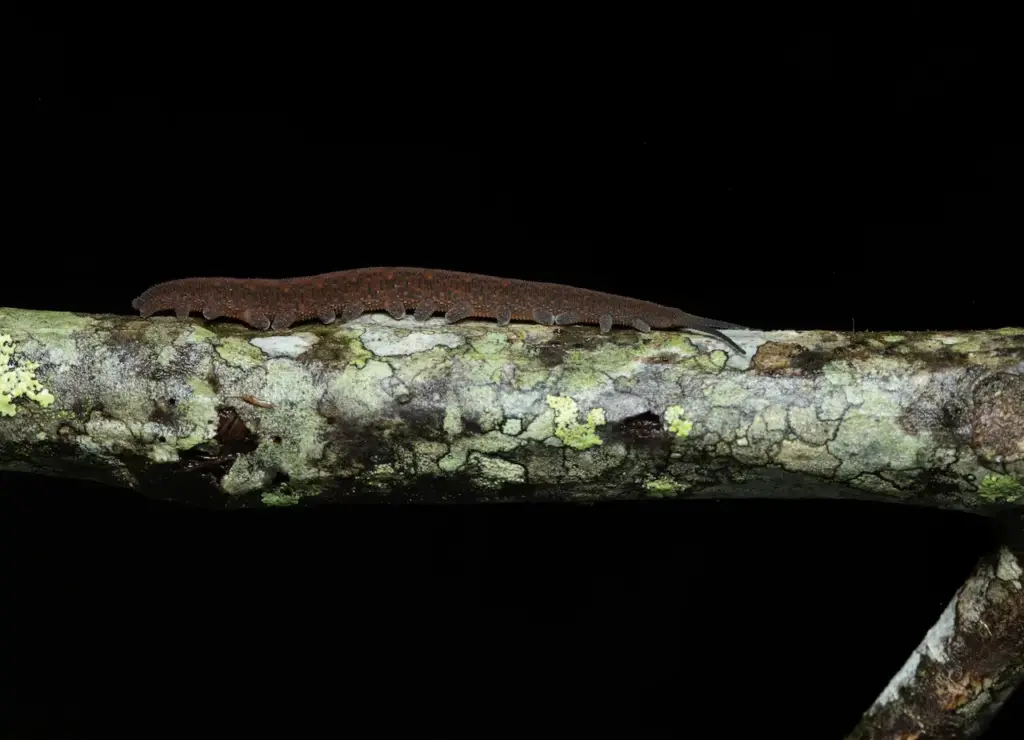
[{"x1": 132, "y1": 267, "x2": 747, "y2": 354}]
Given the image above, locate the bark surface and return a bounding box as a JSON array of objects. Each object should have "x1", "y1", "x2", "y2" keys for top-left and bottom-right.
[{"x1": 0, "y1": 308, "x2": 1021, "y2": 512}]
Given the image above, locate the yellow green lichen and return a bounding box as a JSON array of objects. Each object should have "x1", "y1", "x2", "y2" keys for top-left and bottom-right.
[
  {"x1": 776, "y1": 438, "x2": 841, "y2": 476},
  {"x1": 546, "y1": 394, "x2": 605, "y2": 450},
  {"x1": 702, "y1": 349, "x2": 729, "y2": 370},
  {"x1": 664, "y1": 405, "x2": 693, "y2": 437},
  {"x1": 339, "y1": 331, "x2": 374, "y2": 369},
  {"x1": 979, "y1": 474, "x2": 1023, "y2": 503},
  {"x1": 0, "y1": 334, "x2": 55, "y2": 416},
  {"x1": 644, "y1": 476, "x2": 684, "y2": 498}
]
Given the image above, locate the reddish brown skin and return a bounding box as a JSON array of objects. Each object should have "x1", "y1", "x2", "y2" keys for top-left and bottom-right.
[{"x1": 132, "y1": 267, "x2": 747, "y2": 354}]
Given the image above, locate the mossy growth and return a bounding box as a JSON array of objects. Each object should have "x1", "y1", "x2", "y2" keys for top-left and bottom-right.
[{"x1": 979, "y1": 474, "x2": 1023, "y2": 503}]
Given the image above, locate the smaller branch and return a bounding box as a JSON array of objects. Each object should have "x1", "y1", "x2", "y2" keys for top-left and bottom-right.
[{"x1": 847, "y1": 545, "x2": 1024, "y2": 739}]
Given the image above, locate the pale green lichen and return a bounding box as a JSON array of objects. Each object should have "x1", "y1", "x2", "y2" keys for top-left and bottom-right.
[
  {"x1": 559, "y1": 367, "x2": 612, "y2": 392},
  {"x1": 262, "y1": 491, "x2": 303, "y2": 507},
  {"x1": 832, "y1": 407, "x2": 934, "y2": 480},
  {"x1": 389, "y1": 345, "x2": 455, "y2": 387},
  {"x1": 169, "y1": 376, "x2": 219, "y2": 450},
  {"x1": 0, "y1": 308, "x2": 95, "y2": 335},
  {"x1": 563, "y1": 340, "x2": 643, "y2": 383},
  {"x1": 325, "y1": 358, "x2": 394, "y2": 417},
  {"x1": 467, "y1": 331, "x2": 510, "y2": 356},
  {"x1": 705, "y1": 378, "x2": 749, "y2": 407},
  {"x1": 0, "y1": 334, "x2": 55, "y2": 416},
  {"x1": 443, "y1": 405, "x2": 464, "y2": 435},
  {"x1": 818, "y1": 389, "x2": 848, "y2": 422},
  {"x1": 215, "y1": 337, "x2": 266, "y2": 369},
  {"x1": 655, "y1": 333, "x2": 700, "y2": 357},
  {"x1": 776, "y1": 438, "x2": 841, "y2": 476},
  {"x1": 512, "y1": 365, "x2": 550, "y2": 391},
  {"x1": 438, "y1": 430, "x2": 522, "y2": 471},
  {"x1": 546, "y1": 394, "x2": 605, "y2": 450},
  {"x1": 412, "y1": 439, "x2": 449, "y2": 475},
  {"x1": 664, "y1": 405, "x2": 693, "y2": 437},
  {"x1": 502, "y1": 418, "x2": 522, "y2": 436},
  {"x1": 979, "y1": 474, "x2": 1023, "y2": 503},
  {"x1": 521, "y1": 408, "x2": 555, "y2": 442},
  {"x1": 788, "y1": 405, "x2": 837, "y2": 446}
]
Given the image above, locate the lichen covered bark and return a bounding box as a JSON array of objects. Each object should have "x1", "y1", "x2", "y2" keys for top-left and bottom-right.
[{"x1": 0, "y1": 307, "x2": 1021, "y2": 511}]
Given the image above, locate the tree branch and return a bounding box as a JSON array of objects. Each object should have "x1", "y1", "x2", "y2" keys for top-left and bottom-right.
[
  {"x1": 4, "y1": 307, "x2": 1024, "y2": 734},
  {"x1": 0, "y1": 307, "x2": 1021, "y2": 511},
  {"x1": 847, "y1": 545, "x2": 1024, "y2": 739}
]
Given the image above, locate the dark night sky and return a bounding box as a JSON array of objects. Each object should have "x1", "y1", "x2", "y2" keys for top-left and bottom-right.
[{"x1": 6, "y1": 7, "x2": 1022, "y2": 737}]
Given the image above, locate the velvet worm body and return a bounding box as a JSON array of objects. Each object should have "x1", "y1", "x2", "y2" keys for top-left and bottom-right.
[{"x1": 132, "y1": 267, "x2": 748, "y2": 354}]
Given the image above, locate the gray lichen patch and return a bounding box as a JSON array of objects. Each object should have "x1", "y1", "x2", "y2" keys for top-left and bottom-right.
[
  {"x1": 250, "y1": 332, "x2": 319, "y2": 359},
  {"x1": 221, "y1": 453, "x2": 279, "y2": 496},
  {"x1": 231, "y1": 358, "x2": 332, "y2": 485},
  {"x1": 360, "y1": 325, "x2": 465, "y2": 356},
  {"x1": 563, "y1": 440, "x2": 628, "y2": 480},
  {"x1": 465, "y1": 452, "x2": 527, "y2": 488},
  {"x1": 502, "y1": 418, "x2": 523, "y2": 436},
  {"x1": 451, "y1": 383, "x2": 504, "y2": 432}
]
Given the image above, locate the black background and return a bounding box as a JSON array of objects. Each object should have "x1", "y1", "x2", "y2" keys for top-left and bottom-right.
[{"x1": 7, "y1": 5, "x2": 1021, "y2": 737}]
